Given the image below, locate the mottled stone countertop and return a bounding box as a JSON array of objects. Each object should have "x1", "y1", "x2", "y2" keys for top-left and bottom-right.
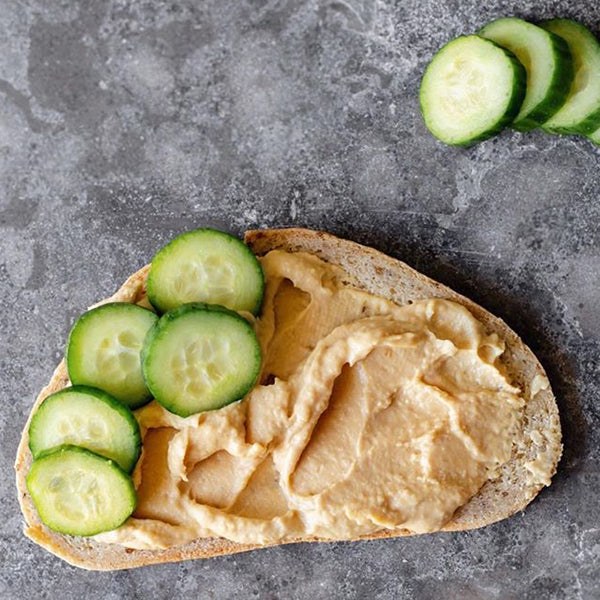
[{"x1": 1, "y1": 1, "x2": 599, "y2": 598}]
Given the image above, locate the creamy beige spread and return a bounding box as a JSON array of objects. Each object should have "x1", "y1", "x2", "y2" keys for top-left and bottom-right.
[{"x1": 96, "y1": 250, "x2": 524, "y2": 549}]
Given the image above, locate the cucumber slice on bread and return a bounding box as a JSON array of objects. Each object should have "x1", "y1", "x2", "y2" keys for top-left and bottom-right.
[
  {"x1": 142, "y1": 303, "x2": 262, "y2": 417},
  {"x1": 28, "y1": 386, "x2": 141, "y2": 473},
  {"x1": 66, "y1": 303, "x2": 158, "y2": 409},
  {"x1": 26, "y1": 445, "x2": 136, "y2": 536},
  {"x1": 147, "y1": 229, "x2": 264, "y2": 315},
  {"x1": 419, "y1": 35, "x2": 526, "y2": 145},
  {"x1": 540, "y1": 19, "x2": 600, "y2": 134},
  {"x1": 480, "y1": 17, "x2": 574, "y2": 131}
]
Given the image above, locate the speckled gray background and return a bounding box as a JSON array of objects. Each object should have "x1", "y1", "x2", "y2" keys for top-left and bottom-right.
[{"x1": 1, "y1": 0, "x2": 599, "y2": 598}]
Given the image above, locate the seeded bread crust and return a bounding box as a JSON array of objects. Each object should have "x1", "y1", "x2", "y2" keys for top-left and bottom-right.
[{"x1": 15, "y1": 228, "x2": 562, "y2": 570}]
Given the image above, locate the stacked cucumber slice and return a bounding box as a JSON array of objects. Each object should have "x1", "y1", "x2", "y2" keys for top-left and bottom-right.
[
  {"x1": 480, "y1": 18, "x2": 574, "y2": 131},
  {"x1": 27, "y1": 446, "x2": 137, "y2": 537},
  {"x1": 540, "y1": 20, "x2": 600, "y2": 135},
  {"x1": 420, "y1": 35, "x2": 527, "y2": 145},
  {"x1": 29, "y1": 386, "x2": 141, "y2": 473},
  {"x1": 420, "y1": 17, "x2": 600, "y2": 146},
  {"x1": 27, "y1": 229, "x2": 264, "y2": 536},
  {"x1": 66, "y1": 303, "x2": 158, "y2": 408},
  {"x1": 144, "y1": 230, "x2": 263, "y2": 416},
  {"x1": 27, "y1": 386, "x2": 141, "y2": 536},
  {"x1": 147, "y1": 228, "x2": 264, "y2": 315},
  {"x1": 142, "y1": 303, "x2": 262, "y2": 417}
]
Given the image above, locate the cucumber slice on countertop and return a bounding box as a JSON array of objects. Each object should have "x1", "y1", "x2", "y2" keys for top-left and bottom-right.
[
  {"x1": 420, "y1": 35, "x2": 526, "y2": 145},
  {"x1": 26, "y1": 445, "x2": 136, "y2": 536},
  {"x1": 147, "y1": 229, "x2": 264, "y2": 315},
  {"x1": 480, "y1": 17, "x2": 574, "y2": 131},
  {"x1": 587, "y1": 125, "x2": 600, "y2": 144},
  {"x1": 28, "y1": 386, "x2": 141, "y2": 473},
  {"x1": 142, "y1": 303, "x2": 262, "y2": 417},
  {"x1": 540, "y1": 19, "x2": 600, "y2": 134},
  {"x1": 66, "y1": 303, "x2": 158, "y2": 409}
]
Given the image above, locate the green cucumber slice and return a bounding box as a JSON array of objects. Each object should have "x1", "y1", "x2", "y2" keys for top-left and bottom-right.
[
  {"x1": 66, "y1": 303, "x2": 158, "y2": 409},
  {"x1": 587, "y1": 125, "x2": 600, "y2": 144},
  {"x1": 147, "y1": 229, "x2": 264, "y2": 315},
  {"x1": 480, "y1": 17, "x2": 574, "y2": 131},
  {"x1": 142, "y1": 303, "x2": 261, "y2": 417},
  {"x1": 26, "y1": 445, "x2": 136, "y2": 536},
  {"x1": 420, "y1": 35, "x2": 526, "y2": 145},
  {"x1": 28, "y1": 386, "x2": 141, "y2": 473},
  {"x1": 540, "y1": 20, "x2": 600, "y2": 134}
]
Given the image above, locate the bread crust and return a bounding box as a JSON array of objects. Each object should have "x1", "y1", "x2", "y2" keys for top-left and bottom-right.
[{"x1": 14, "y1": 228, "x2": 562, "y2": 570}]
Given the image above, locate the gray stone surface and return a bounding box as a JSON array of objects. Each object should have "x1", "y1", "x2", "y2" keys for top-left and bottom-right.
[{"x1": 1, "y1": 0, "x2": 599, "y2": 598}]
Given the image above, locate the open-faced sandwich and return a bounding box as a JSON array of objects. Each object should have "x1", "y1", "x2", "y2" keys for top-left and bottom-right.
[{"x1": 15, "y1": 228, "x2": 562, "y2": 570}]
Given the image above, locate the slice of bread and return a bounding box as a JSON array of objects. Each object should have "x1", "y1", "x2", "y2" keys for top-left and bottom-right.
[{"x1": 14, "y1": 228, "x2": 562, "y2": 570}]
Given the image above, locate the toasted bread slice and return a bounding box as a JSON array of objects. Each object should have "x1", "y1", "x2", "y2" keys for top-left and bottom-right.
[{"x1": 15, "y1": 228, "x2": 562, "y2": 570}]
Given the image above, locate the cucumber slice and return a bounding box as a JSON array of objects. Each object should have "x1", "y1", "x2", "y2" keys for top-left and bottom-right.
[
  {"x1": 540, "y1": 20, "x2": 600, "y2": 134},
  {"x1": 142, "y1": 303, "x2": 261, "y2": 417},
  {"x1": 480, "y1": 18, "x2": 574, "y2": 131},
  {"x1": 26, "y1": 445, "x2": 136, "y2": 536},
  {"x1": 147, "y1": 229, "x2": 264, "y2": 315},
  {"x1": 28, "y1": 386, "x2": 141, "y2": 473},
  {"x1": 587, "y1": 125, "x2": 600, "y2": 144},
  {"x1": 420, "y1": 35, "x2": 526, "y2": 145},
  {"x1": 66, "y1": 303, "x2": 158, "y2": 409}
]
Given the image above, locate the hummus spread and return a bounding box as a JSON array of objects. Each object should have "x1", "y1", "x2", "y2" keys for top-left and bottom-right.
[{"x1": 96, "y1": 250, "x2": 524, "y2": 549}]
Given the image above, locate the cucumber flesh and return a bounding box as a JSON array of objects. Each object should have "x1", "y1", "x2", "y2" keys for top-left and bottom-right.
[
  {"x1": 540, "y1": 19, "x2": 600, "y2": 134},
  {"x1": 28, "y1": 386, "x2": 141, "y2": 473},
  {"x1": 420, "y1": 35, "x2": 526, "y2": 145},
  {"x1": 142, "y1": 303, "x2": 262, "y2": 417},
  {"x1": 480, "y1": 18, "x2": 574, "y2": 131},
  {"x1": 26, "y1": 445, "x2": 136, "y2": 536},
  {"x1": 147, "y1": 229, "x2": 264, "y2": 315},
  {"x1": 66, "y1": 303, "x2": 158, "y2": 409}
]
